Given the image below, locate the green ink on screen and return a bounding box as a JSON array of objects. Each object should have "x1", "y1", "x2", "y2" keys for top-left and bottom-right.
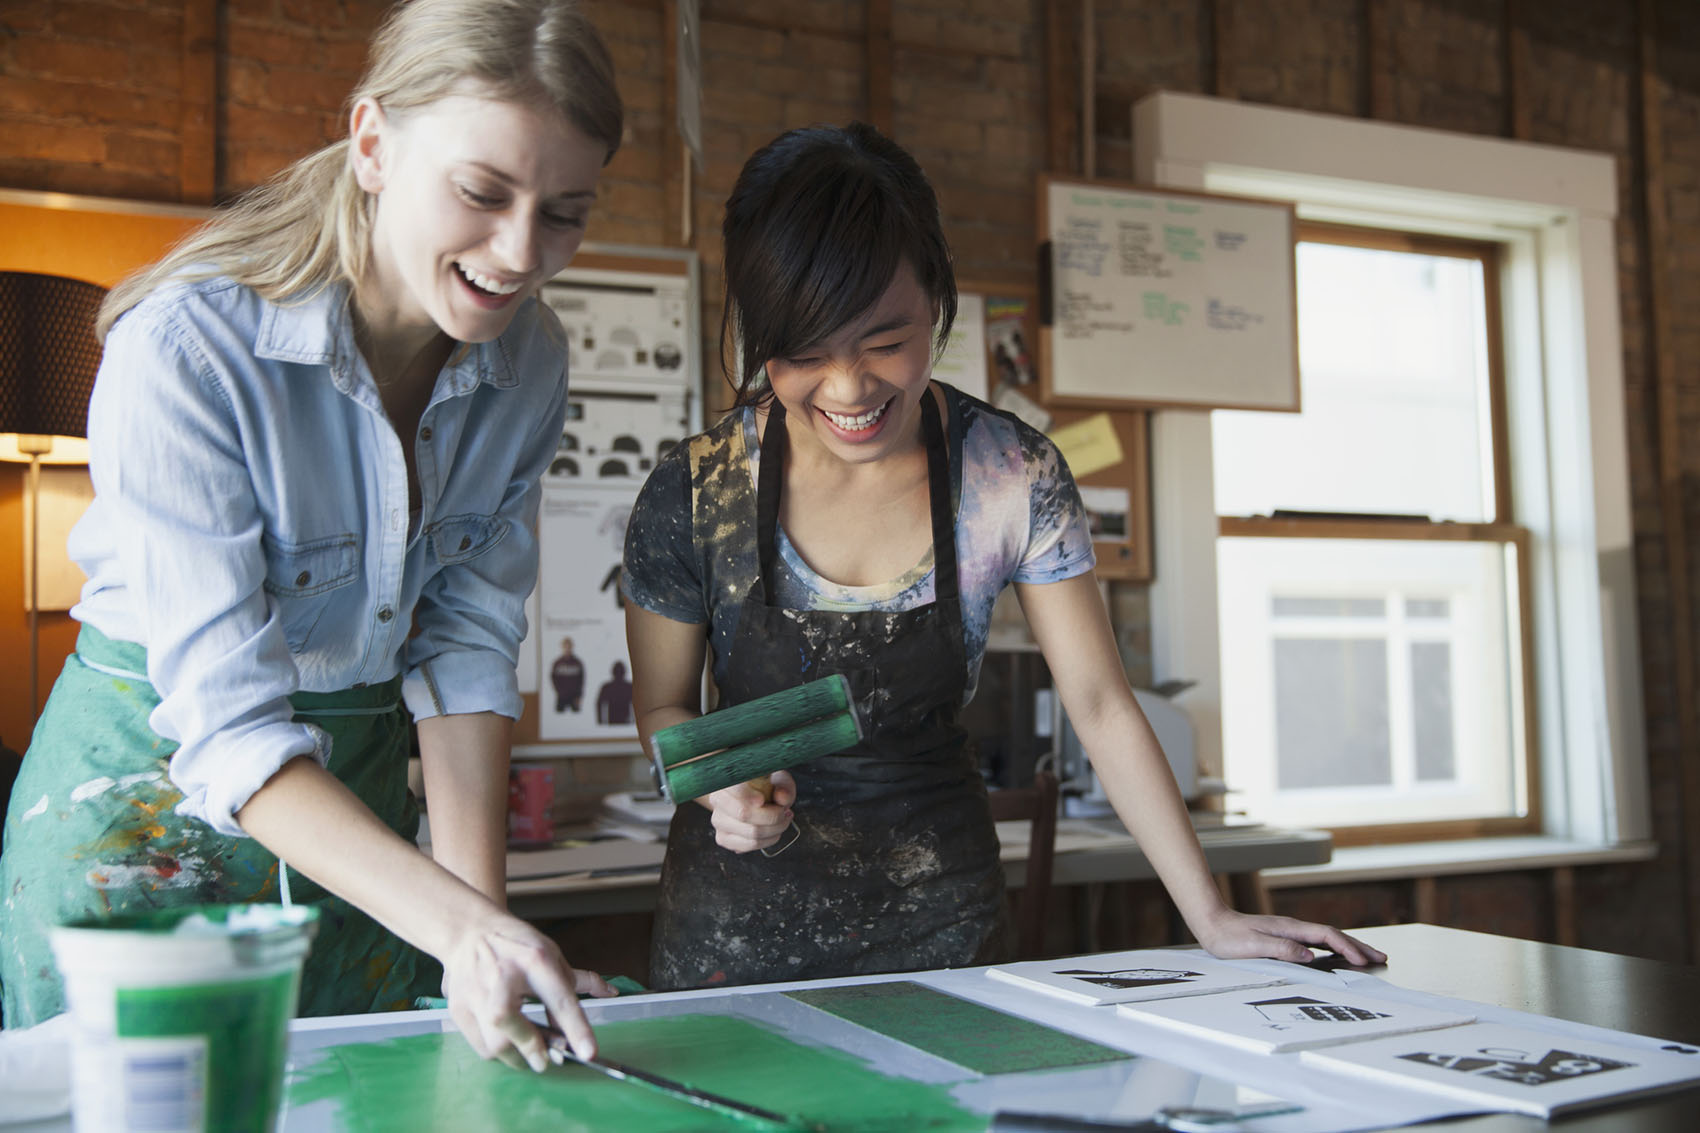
[
  {"x1": 783, "y1": 982, "x2": 1131, "y2": 1076},
  {"x1": 288, "y1": 1013, "x2": 981, "y2": 1132}
]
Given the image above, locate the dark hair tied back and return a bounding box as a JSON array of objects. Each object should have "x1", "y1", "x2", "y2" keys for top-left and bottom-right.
[{"x1": 720, "y1": 122, "x2": 957, "y2": 406}]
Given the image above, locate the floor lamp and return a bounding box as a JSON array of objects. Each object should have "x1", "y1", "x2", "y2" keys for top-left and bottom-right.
[{"x1": 0, "y1": 271, "x2": 107, "y2": 727}]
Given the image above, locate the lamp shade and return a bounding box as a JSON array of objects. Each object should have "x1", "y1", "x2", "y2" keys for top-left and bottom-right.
[{"x1": 0, "y1": 271, "x2": 107, "y2": 463}]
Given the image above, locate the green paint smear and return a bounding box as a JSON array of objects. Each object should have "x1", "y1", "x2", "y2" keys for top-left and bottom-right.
[
  {"x1": 288, "y1": 1013, "x2": 982, "y2": 1132},
  {"x1": 784, "y1": 983, "x2": 1131, "y2": 1076}
]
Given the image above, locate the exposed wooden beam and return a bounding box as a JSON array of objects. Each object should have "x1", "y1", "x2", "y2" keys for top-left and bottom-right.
[
  {"x1": 1211, "y1": 0, "x2": 1236, "y2": 101},
  {"x1": 866, "y1": 0, "x2": 893, "y2": 136},
  {"x1": 1637, "y1": 0, "x2": 1700, "y2": 967},
  {"x1": 662, "y1": 0, "x2": 686, "y2": 247},
  {"x1": 1502, "y1": 0, "x2": 1532, "y2": 140},
  {"x1": 178, "y1": 0, "x2": 217, "y2": 203},
  {"x1": 1045, "y1": 0, "x2": 1078, "y2": 173},
  {"x1": 1080, "y1": 0, "x2": 1095, "y2": 178},
  {"x1": 1363, "y1": 0, "x2": 1394, "y2": 119}
]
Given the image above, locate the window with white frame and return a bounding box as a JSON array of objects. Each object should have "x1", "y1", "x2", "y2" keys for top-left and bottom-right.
[
  {"x1": 1133, "y1": 91, "x2": 1649, "y2": 851},
  {"x1": 1213, "y1": 228, "x2": 1536, "y2": 840}
]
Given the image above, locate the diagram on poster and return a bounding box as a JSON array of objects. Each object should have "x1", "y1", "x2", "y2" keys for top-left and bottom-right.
[
  {"x1": 1300, "y1": 1022, "x2": 1700, "y2": 1117},
  {"x1": 987, "y1": 950, "x2": 1285, "y2": 1006},
  {"x1": 540, "y1": 268, "x2": 692, "y2": 390},
  {"x1": 1116, "y1": 985, "x2": 1473, "y2": 1053}
]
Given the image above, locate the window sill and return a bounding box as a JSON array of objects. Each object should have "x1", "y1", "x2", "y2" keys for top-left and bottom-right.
[{"x1": 1259, "y1": 835, "x2": 1658, "y2": 888}]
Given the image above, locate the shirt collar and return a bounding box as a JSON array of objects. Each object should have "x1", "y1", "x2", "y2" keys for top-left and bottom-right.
[{"x1": 253, "y1": 283, "x2": 524, "y2": 395}]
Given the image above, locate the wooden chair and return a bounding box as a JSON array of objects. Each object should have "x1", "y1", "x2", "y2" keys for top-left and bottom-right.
[{"x1": 987, "y1": 769, "x2": 1060, "y2": 960}]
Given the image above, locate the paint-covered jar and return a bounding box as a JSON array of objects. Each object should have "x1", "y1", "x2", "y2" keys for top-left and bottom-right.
[{"x1": 50, "y1": 903, "x2": 319, "y2": 1133}]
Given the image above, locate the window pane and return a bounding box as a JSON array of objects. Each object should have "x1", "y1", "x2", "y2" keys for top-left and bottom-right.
[
  {"x1": 1218, "y1": 536, "x2": 1523, "y2": 828},
  {"x1": 1406, "y1": 597, "x2": 1450, "y2": 618},
  {"x1": 1213, "y1": 241, "x2": 1495, "y2": 523},
  {"x1": 1271, "y1": 596, "x2": 1386, "y2": 618},
  {"x1": 1274, "y1": 638, "x2": 1391, "y2": 788},
  {"x1": 1411, "y1": 641, "x2": 1457, "y2": 781}
]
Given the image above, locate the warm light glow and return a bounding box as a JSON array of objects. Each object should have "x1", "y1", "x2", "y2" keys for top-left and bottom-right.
[{"x1": 0, "y1": 433, "x2": 90, "y2": 465}]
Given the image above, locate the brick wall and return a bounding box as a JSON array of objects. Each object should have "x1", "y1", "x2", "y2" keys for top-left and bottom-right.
[{"x1": 2, "y1": 0, "x2": 1696, "y2": 963}]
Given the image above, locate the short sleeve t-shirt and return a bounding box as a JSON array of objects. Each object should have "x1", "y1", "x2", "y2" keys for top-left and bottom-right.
[{"x1": 621, "y1": 383, "x2": 1095, "y2": 701}]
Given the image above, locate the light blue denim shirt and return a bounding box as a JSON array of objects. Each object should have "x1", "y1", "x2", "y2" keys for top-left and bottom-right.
[{"x1": 67, "y1": 276, "x2": 568, "y2": 836}]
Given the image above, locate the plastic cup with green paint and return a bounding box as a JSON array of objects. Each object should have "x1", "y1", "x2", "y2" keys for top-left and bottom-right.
[{"x1": 50, "y1": 903, "x2": 318, "y2": 1133}]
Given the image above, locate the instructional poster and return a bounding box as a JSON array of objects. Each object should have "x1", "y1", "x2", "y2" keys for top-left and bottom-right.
[
  {"x1": 521, "y1": 258, "x2": 699, "y2": 743},
  {"x1": 1041, "y1": 176, "x2": 1298, "y2": 412}
]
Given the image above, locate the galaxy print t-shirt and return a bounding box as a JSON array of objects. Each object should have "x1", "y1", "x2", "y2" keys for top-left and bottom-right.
[{"x1": 620, "y1": 383, "x2": 1095, "y2": 702}]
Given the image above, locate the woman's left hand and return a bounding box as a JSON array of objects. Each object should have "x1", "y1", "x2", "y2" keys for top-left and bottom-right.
[{"x1": 1193, "y1": 908, "x2": 1388, "y2": 968}]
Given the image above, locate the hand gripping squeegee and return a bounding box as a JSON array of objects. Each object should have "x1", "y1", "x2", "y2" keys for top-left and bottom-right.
[{"x1": 647, "y1": 674, "x2": 864, "y2": 807}]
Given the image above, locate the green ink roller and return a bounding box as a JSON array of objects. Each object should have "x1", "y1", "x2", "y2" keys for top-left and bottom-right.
[{"x1": 648, "y1": 674, "x2": 864, "y2": 804}]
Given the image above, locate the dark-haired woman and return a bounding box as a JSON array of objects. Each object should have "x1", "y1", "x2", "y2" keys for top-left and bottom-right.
[{"x1": 620, "y1": 122, "x2": 1386, "y2": 990}]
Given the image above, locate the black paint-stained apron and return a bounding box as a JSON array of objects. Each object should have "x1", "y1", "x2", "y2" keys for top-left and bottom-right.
[{"x1": 651, "y1": 392, "x2": 1007, "y2": 990}]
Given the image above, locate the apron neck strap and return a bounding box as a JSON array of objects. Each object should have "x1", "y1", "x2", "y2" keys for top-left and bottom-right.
[{"x1": 755, "y1": 388, "x2": 957, "y2": 606}]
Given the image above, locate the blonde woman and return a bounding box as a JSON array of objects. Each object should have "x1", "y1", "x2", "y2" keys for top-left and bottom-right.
[{"x1": 0, "y1": 0, "x2": 621, "y2": 1071}]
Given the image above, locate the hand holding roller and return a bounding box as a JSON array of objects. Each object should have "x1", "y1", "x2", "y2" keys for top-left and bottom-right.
[{"x1": 647, "y1": 674, "x2": 864, "y2": 805}]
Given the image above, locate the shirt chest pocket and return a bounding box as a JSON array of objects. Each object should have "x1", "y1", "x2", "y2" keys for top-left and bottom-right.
[
  {"x1": 427, "y1": 513, "x2": 506, "y2": 565},
  {"x1": 263, "y1": 533, "x2": 360, "y2": 651}
]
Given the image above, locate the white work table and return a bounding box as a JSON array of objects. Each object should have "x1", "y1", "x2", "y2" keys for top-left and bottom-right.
[{"x1": 268, "y1": 925, "x2": 1700, "y2": 1131}]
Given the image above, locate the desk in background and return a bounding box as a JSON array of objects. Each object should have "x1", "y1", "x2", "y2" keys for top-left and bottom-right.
[{"x1": 503, "y1": 818, "x2": 1334, "y2": 921}]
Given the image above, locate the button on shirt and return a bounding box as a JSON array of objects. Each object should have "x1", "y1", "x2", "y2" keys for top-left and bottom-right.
[{"x1": 68, "y1": 277, "x2": 568, "y2": 835}]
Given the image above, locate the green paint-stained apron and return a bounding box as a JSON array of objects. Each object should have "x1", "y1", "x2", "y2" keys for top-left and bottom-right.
[{"x1": 0, "y1": 626, "x2": 442, "y2": 1029}]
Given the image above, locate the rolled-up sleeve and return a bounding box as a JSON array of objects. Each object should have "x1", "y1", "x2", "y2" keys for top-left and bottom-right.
[
  {"x1": 402, "y1": 359, "x2": 568, "y2": 721},
  {"x1": 91, "y1": 300, "x2": 326, "y2": 837}
]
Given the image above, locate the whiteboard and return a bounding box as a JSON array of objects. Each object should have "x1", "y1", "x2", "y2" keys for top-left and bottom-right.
[{"x1": 1039, "y1": 176, "x2": 1299, "y2": 412}]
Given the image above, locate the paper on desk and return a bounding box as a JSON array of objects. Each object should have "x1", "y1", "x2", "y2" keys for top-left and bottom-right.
[
  {"x1": 988, "y1": 949, "x2": 1286, "y2": 1006},
  {"x1": 0, "y1": 1012, "x2": 72, "y2": 1124},
  {"x1": 1116, "y1": 983, "x2": 1473, "y2": 1054},
  {"x1": 505, "y1": 839, "x2": 666, "y2": 880},
  {"x1": 1301, "y1": 1021, "x2": 1700, "y2": 1118}
]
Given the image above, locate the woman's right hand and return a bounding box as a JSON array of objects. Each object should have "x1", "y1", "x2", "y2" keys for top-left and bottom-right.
[
  {"x1": 700, "y1": 770, "x2": 797, "y2": 853},
  {"x1": 441, "y1": 909, "x2": 614, "y2": 1071}
]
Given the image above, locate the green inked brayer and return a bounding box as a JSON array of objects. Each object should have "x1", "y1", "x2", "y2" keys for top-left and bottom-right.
[{"x1": 648, "y1": 674, "x2": 864, "y2": 804}]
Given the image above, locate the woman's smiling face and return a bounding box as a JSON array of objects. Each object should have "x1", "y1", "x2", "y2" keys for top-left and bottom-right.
[
  {"x1": 762, "y1": 261, "x2": 939, "y2": 465},
  {"x1": 353, "y1": 89, "x2": 605, "y2": 353}
]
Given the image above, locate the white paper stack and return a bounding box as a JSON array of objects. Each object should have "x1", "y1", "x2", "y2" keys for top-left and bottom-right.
[
  {"x1": 986, "y1": 949, "x2": 1286, "y2": 1006},
  {"x1": 1116, "y1": 984, "x2": 1474, "y2": 1054},
  {"x1": 1300, "y1": 1022, "x2": 1700, "y2": 1117}
]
